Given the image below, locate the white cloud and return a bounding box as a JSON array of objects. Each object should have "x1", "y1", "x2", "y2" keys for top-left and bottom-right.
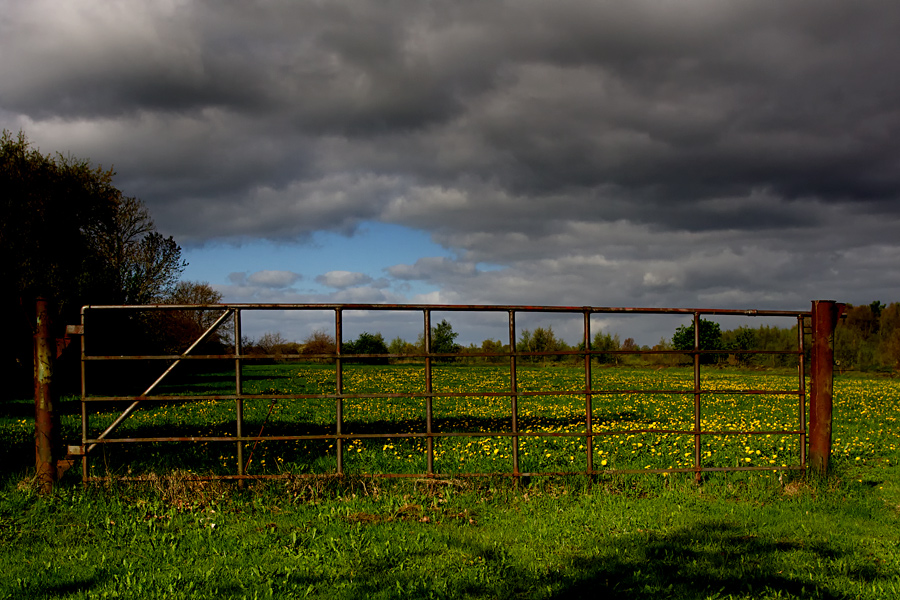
[
  {"x1": 246, "y1": 270, "x2": 301, "y2": 288},
  {"x1": 316, "y1": 270, "x2": 374, "y2": 289}
]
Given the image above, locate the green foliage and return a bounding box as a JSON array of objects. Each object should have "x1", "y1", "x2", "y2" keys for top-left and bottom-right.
[
  {"x1": 1, "y1": 131, "x2": 186, "y2": 308},
  {"x1": 2, "y1": 131, "x2": 115, "y2": 306},
  {"x1": 591, "y1": 330, "x2": 621, "y2": 364},
  {"x1": 517, "y1": 326, "x2": 567, "y2": 364},
  {"x1": 835, "y1": 302, "x2": 900, "y2": 371},
  {"x1": 387, "y1": 336, "x2": 408, "y2": 356},
  {"x1": 1, "y1": 130, "x2": 115, "y2": 394},
  {"x1": 672, "y1": 319, "x2": 725, "y2": 364},
  {"x1": 721, "y1": 326, "x2": 757, "y2": 366},
  {"x1": 1, "y1": 130, "x2": 188, "y2": 395},
  {"x1": 431, "y1": 319, "x2": 460, "y2": 361},
  {"x1": 344, "y1": 332, "x2": 390, "y2": 364},
  {"x1": 479, "y1": 338, "x2": 507, "y2": 363}
]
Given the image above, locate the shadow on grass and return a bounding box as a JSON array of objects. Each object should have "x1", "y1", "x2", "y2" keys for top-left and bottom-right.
[
  {"x1": 0, "y1": 396, "x2": 83, "y2": 418},
  {"x1": 334, "y1": 519, "x2": 863, "y2": 599},
  {"x1": 15, "y1": 574, "x2": 109, "y2": 599},
  {"x1": 547, "y1": 520, "x2": 855, "y2": 599},
  {"x1": 0, "y1": 405, "x2": 662, "y2": 481}
]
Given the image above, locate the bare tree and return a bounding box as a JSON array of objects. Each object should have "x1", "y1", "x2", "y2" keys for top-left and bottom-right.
[
  {"x1": 162, "y1": 281, "x2": 230, "y2": 349},
  {"x1": 257, "y1": 331, "x2": 291, "y2": 355},
  {"x1": 303, "y1": 330, "x2": 336, "y2": 359},
  {"x1": 85, "y1": 196, "x2": 186, "y2": 304}
]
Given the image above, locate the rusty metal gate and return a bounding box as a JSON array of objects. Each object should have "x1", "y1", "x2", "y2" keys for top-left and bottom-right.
[{"x1": 64, "y1": 301, "x2": 840, "y2": 484}]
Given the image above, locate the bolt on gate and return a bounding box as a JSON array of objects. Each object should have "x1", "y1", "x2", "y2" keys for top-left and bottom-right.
[{"x1": 61, "y1": 301, "x2": 841, "y2": 484}]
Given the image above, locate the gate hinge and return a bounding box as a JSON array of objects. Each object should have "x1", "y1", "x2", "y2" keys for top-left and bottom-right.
[{"x1": 67, "y1": 445, "x2": 85, "y2": 456}]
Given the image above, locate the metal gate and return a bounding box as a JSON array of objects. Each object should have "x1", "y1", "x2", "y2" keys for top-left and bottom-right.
[{"x1": 63, "y1": 301, "x2": 840, "y2": 483}]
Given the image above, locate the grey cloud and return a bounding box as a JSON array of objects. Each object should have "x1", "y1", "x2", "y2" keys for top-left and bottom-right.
[
  {"x1": 387, "y1": 257, "x2": 478, "y2": 281},
  {"x1": 9, "y1": 1, "x2": 900, "y2": 223},
  {"x1": 3, "y1": 0, "x2": 900, "y2": 329}
]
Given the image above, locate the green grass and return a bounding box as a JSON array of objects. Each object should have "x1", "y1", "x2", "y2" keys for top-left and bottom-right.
[
  {"x1": 1, "y1": 366, "x2": 899, "y2": 599},
  {"x1": 2, "y1": 469, "x2": 899, "y2": 599}
]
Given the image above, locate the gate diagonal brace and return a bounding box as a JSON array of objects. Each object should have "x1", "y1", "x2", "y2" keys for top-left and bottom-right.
[{"x1": 85, "y1": 308, "x2": 235, "y2": 454}]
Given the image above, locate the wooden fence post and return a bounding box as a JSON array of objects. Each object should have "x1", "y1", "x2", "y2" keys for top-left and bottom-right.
[
  {"x1": 34, "y1": 298, "x2": 61, "y2": 493},
  {"x1": 809, "y1": 300, "x2": 843, "y2": 475}
]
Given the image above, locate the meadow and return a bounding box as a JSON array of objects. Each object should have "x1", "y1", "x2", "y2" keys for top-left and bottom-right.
[
  {"x1": 1, "y1": 365, "x2": 898, "y2": 599},
  {"x1": 76, "y1": 364, "x2": 815, "y2": 479}
]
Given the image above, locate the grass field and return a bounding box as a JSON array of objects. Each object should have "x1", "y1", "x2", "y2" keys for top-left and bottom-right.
[{"x1": 1, "y1": 366, "x2": 898, "y2": 599}]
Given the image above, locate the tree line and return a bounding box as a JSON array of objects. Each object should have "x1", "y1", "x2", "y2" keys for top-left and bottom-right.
[
  {"x1": 669, "y1": 302, "x2": 900, "y2": 371},
  {"x1": 252, "y1": 302, "x2": 900, "y2": 372},
  {"x1": 834, "y1": 302, "x2": 900, "y2": 372},
  {"x1": 243, "y1": 319, "x2": 462, "y2": 365}
]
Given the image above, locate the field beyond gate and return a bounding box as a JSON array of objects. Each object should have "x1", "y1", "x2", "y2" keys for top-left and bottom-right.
[{"x1": 82, "y1": 364, "x2": 807, "y2": 481}]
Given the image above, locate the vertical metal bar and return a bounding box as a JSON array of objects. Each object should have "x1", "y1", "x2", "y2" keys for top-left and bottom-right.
[
  {"x1": 424, "y1": 310, "x2": 434, "y2": 475},
  {"x1": 335, "y1": 308, "x2": 344, "y2": 476},
  {"x1": 583, "y1": 309, "x2": 594, "y2": 474},
  {"x1": 797, "y1": 314, "x2": 807, "y2": 469},
  {"x1": 234, "y1": 310, "x2": 244, "y2": 480},
  {"x1": 34, "y1": 298, "x2": 59, "y2": 493},
  {"x1": 80, "y1": 307, "x2": 88, "y2": 483},
  {"x1": 693, "y1": 312, "x2": 702, "y2": 484},
  {"x1": 808, "y1": 306, "x2": 817, "y2": 463},
  {"x1": 810, "y1": 300, "x2": 840, "y2": 475},
  {"x1": 508, "y1": 310, "x2": 520, "y2": 478}
]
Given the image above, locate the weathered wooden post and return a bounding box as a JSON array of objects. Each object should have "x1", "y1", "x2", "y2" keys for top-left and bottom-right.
[
  {"x1": 34, "y1": 298, "x2": 61, "y2": 493},
  {"x1": 809, "y1": 300, "x2": 844, "y2": 475}
]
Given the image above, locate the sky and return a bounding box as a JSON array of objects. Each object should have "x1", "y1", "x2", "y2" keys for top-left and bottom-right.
[{"x1": 2, "y1": 0, "x2": 899, "y2": 347}]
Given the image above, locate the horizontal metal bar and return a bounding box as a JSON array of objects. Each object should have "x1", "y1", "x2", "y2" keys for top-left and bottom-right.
[
  {"x1": 83, "y1": 354, "x2": 243, "y2": 361},
  {"x1": 82, "y1": 387, "x2": 803, "y2": 403},
  {"x1": 83, "y1": 348, "x2": 805, "y2": 361},
  {"x1": 568, "y1": 428, "x2": 805, "y2": 436},
  {"x1": 85, "y1": 427, "x2": 804, "y2": 445},
  {"x1": 83, "y1": 302, "x2": 811, "y2": 318}
]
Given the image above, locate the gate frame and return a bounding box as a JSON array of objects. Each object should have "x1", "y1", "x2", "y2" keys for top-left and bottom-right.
[{"x1": 47, "y1": 301, "x2": 842, "y2": 486}]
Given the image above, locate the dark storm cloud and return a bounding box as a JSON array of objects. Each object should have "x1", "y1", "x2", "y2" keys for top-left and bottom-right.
[{"x1": 3, "y1": 0, "x2": 900, "y2": 317}]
